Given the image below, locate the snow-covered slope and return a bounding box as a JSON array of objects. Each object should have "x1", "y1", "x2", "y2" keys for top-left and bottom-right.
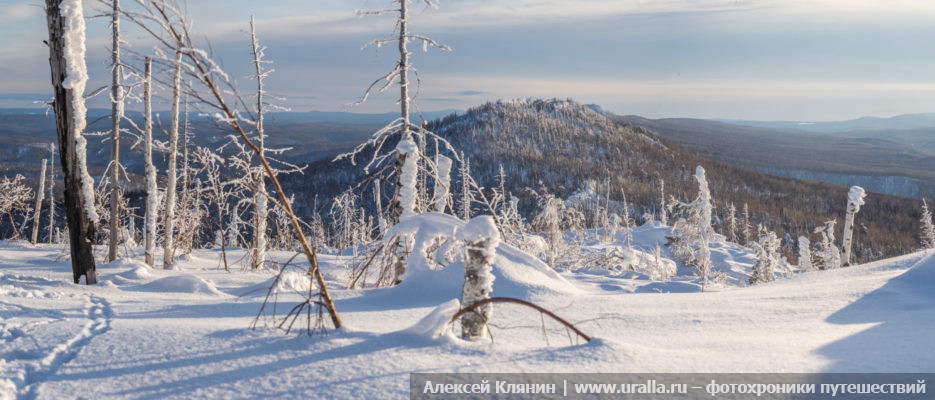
[{"x1": 0, "y1": 240, "x2": 932, "y2": 399}]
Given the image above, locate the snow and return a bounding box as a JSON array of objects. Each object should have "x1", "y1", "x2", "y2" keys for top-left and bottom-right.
[
  {"x1": 0, "y1": 235, "x2": 932, "y2": 398},
  {"x1": 848, "y1": 185, "x2": 867, "y2": 211},
  {"x1": 61, "y1": 0, "x2": 99, "y2": 225},
  {"x1": 432, "y1": 155, "x2": 452, "y2": 212},
  {"x1": 396, "y1": 136, "x2": 419, "y2": 219}
]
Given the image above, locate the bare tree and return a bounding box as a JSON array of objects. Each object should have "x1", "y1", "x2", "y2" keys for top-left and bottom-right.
[
  {"x1": 841, "y1": 185, "x2": 866, "y2": 266},
  {"x1": 47, "y1": 143, "x2": 56, "y2": 244},
  {"x1": 249, "y1": 15, "x2": 269, "y2": 270},
  {"x1": 162, "y1": 47, "x2": 182, "y2": 269},
  {"x1": 45, "y1": 0, "x2": 98, "y2": 284},
  {"x1": 142, "y1": 57, "x2": 158, "y2": 267},
  {"x1": 340, "y1": 0, "x2": 452, "y2": 225},
  {"x1": 124, "y1": 0, "x2": 342, "y2": 328},
  {"x1": 107, "y1": 0, "x2": 124, "y2": 261},
  {"x1": 31, "y1": 159, "x2": 48, "y2": 245}
]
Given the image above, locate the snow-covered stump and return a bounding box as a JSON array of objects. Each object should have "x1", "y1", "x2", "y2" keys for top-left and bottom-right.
[
  {"x1": 457, "y1": 216, "x2": 500, "y2": 340},
  {"x1": 841, "y1": 186, "x2": 866, "y2": 266},
  {"x1": 798, "y1": 235, "x2": 813, "y2": 270}
]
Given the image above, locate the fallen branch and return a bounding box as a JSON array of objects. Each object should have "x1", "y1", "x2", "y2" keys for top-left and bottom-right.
[{"x1": 450, "y1": 296, "x2": 592, "y2": 343}]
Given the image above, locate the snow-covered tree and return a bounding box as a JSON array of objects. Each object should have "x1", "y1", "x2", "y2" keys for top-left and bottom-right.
[
  {"x1": 749, "y1": 226, "x2": 780, "y2": 285},
  {"x1": 432, "y1": 155, "x2": 452, "y2": 213},
  {"x1": 741, "y1": 203, "x2": 751, "y2": 245},
  {"x1": 339, "y1": 0, "x2": 452, "y2": 226},
  {"x1": 45, "y1": 0, "x2": 98, "y2": 284},
  {"x1": 47, "y1": 143, "x2": 56, "y2": 244},
  {"x1": 670, "y1": 166, "x2": 715, "y2": 290},
  {"x1": 658, "y1": 178, "x2": 667, "y2": 225},
  {"x1": 142, "y1": 57, "x2": 158, "y2": 267},
  {"x1": 798, "y1": 235, "x2": 813, "y2": 270},
  {"x1": 841, "y1": 186, "x2": 866, "y2": 266},
  {"x1": 106, "y1": 0, "x2": 124, "y2": 262},
  {"x1": 726, "y1": 202, "x2": 737, "y2": 243},
  {"x1": 0, "y1": 174, "x2": 34, "y2": 240},
  {"x1": 31, "y1": 159, "x2": 48, "y2": 245},
  {"x1": 162, "y1": 43, "x2": 182, "y2": 269},
  {"x1": 920, "y1": 199, "x2": 935, "y2": 249},
  {"x1": 457, "y1": 215, "x2": 499, "y2": 340},
  {"x1": 459, "y1": 155, "x2": 473, "y2": 220},
  {"x1": 814, "y1": 219, "x2": 841, "y2": 270}
]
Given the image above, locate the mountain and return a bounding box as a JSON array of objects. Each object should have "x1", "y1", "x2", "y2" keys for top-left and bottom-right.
[
  {"x1": 613, "y1": 114, "x2": 935, "y2": 198},
  {"x1": 720, "y1": 112, "x2": 935, "y2": 133},
  {"x1": 293, "y1": 99, "x2": 921, "y2": 261}
]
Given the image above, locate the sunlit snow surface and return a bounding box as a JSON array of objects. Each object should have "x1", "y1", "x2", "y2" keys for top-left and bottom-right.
[{"x1": 0, "y1": 235, "x2": 932, "y2": 399}]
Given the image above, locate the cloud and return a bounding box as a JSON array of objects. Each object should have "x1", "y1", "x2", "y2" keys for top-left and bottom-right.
[
  {"x1": 453, "y1": 90, "x2": 489, "y2": 96},
  {"x1": 0, "y1": 3, "x2": 41, "y2": 22}
]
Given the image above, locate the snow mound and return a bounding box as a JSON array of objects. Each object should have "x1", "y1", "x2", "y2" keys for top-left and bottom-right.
[
  {"x1": 401, "y1": 299, "x2": 460, "y2": 341},
  {"x1": 117, "y1": 266, "x2": 152, "y2": 281},
  {"x1": 341, "y1": 213, "x2": 577, "y2": 310},
  {"x1": 127, "y1": 275, "x2": 225, "y2": 296}
]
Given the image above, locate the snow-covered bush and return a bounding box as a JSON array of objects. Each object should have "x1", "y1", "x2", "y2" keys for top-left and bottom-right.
[
  {"x1": 0, "y1": 174, "x2": 34, "y2": 240},
  {"x1": 813, "y1": 219, "x2": 841, "y2": 270}
]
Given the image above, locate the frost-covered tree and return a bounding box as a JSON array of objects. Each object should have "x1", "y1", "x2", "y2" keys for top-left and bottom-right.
[
  {"x1": 670, "y1": 166, "x2": 715, "y2": 290},
  {"x1": 432, "y1": 155, "x2": 452, "y2": 213},
  {"x1": 162, "y1": 39, "x2": 182, "y2": 269},
  {"x1": 726, "y1": 202, "x2": 737, "y2": 243},
  {"x1": 814, "y1": 219, "x2": 841, "y2": 270},
  {"x1": 47, "y1": 143, "x2": 56, "y2": 244},
  {"x1": 106, "y1": 0, "x2": 125, "y2": 262},
  {"x1": 0, "y1": 175, "x2": 34, "y2": 240},
  {"x1": 741, "y1": 203, "x2": 751, "y2": 245},
  {"x1": 798, "y1": 235, "x2": 813, "y2": 270},
  {"x1": 658, "y1": 178, "x2": 667, "y2": 225},
  {"x1": 45, "y1": 0, "x2": 98, "y2": 284},
  {"x1": 457, "y1": 215, "x2": 499, "y2": 340},
  {"x1": 459, "y1": 154, "x2": 473, "y2": 220},
  {"x1": 749, "y1": 226, "x2": 780, "y2": 285},
  {"x1": 339, "y1": 0, "x2": 452, "y2": 226},
  {"x1": 841, "y1": 186, "x2": 866, "y2": 266},
  {"x1": 31, "y1": 159, "x2": 48, "y2": 245},
  {"x1": 142, "y1": 57, "x2": 158, "y2": 267},
  {"x1": 920, "y1": 199, "x2": 935, "y2": 249}
]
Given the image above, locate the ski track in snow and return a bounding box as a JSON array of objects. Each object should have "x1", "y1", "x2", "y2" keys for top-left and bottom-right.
[{"x1": 0, "y1": 275, "x2": 113, "y2": 400}]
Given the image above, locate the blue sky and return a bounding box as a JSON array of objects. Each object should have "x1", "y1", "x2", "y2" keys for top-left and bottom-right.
[{"x1": 2, "y1": 0, "x2": 935, "y2": 120}]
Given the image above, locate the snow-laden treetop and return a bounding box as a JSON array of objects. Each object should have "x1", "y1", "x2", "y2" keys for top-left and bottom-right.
[{"x1": 848, "y1": 186, "x2": 867, "y2": 212}]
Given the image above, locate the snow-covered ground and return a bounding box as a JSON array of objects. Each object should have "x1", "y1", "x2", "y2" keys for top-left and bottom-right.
[{"x1": 0, "y1": 232, "x2": 932, "y2": 399}]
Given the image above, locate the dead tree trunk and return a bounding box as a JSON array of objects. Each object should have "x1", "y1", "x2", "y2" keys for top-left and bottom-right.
[
  {"x1": 388, "y1": 0, "x2": 412, "y2": 226},
  {"x1": 458, "y1": 216, "x2": 499, "y2": 339},
  {"x1": 47, "y1": 143, "x2": 55, "y2": 244},
  {"x1": 162, "y1": 49, "x2": 181, "y2": 269},
  {"x1": 143, "y1": 57, "x2": 156, "y2": 267},
  {"x1": 31, "y1": 159, "x2": 48, "y2": 245},
  {"x1": 45, "y1": 0, "x2": 97, "y2": 284},
  {"x1": 107, "y1": 0, "x2": 123, "y2": 262},
  {"x1": 250, "y1": 16, "x2": 268, "y2": 270}
]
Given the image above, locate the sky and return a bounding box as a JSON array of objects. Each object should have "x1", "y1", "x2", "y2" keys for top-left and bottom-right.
[{"x1": 2, "y1": 0, "x2": 935, "y2": 121}]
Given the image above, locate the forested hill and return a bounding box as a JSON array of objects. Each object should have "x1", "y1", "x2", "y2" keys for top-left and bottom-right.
[{"x1": 293, "y1": 98, "x2": 921, "y2": 261}]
